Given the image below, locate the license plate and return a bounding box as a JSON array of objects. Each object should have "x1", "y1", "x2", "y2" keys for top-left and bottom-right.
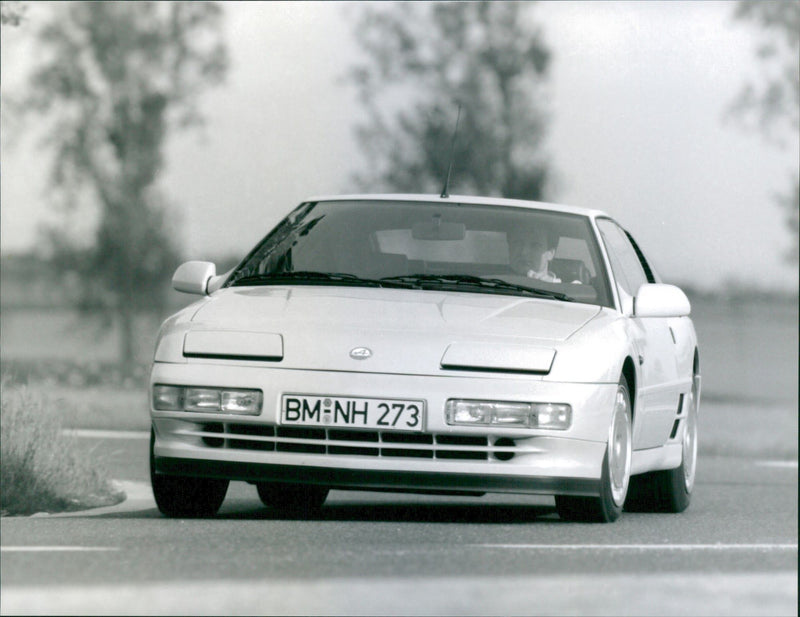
[{"x1": 281, "y1": 395, "x2": 425, "y2": 431}]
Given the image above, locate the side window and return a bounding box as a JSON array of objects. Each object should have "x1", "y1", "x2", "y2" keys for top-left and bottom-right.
[{"x1": 596, "y1": 219, "x2": 649, "y2": 297}]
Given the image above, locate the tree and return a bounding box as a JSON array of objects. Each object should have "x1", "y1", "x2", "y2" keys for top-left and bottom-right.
[
  {"x1": 730, "y1": 1, "x2": 799, "y2": 263},
  {"x1": 0, "y1": 1, "x2": 25, "y2": 27},
  {"x1": 21, "y1": 2, "x2": 227, "y2": 368},
  {"x1": 346, "y1": 2, "x2": 552, "y2": 200}
]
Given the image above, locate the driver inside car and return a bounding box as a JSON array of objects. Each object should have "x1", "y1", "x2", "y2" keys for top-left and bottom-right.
[{"x1": 507, "y1": 227, "x2": 562, "y2": 283}]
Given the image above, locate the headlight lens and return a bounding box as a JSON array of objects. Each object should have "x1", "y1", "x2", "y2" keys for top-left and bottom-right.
[
  {"x1": 152, "y1": 385, "x2": 183, "y2": 411},
  {"x1": 445, "y1": 399, "x2": 571, "y2": 430},
  {"x1": 220, "y1": 390, "x2": 262, "y2": 414},
  {"x1": 153, "y1": 385, "x2": 262, "y2": 415}
]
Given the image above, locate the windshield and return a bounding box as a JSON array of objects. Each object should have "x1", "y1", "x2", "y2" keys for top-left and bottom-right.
[{"x1": 227, "y1": 200, "x2": 613, "y2": 307}]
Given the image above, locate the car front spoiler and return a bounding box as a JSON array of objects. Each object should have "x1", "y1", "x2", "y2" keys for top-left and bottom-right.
[{"x1": 154, "y1": 455, "x2": 601, "y2": 497}]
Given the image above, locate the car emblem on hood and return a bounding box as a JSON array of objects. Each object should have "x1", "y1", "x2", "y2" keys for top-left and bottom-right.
[{"x1": 350, "y1": 347, "x2": 372, "y2": 360}]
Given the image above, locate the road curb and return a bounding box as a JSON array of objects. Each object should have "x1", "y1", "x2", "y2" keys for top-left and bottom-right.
[{"x1": 43, "y1": 481, "x2": 155, "y2": 518}]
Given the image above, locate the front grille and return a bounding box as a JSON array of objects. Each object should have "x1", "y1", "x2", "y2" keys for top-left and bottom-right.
[
  {"x1": 226, "y1": 423, "x2": 274, "y2": 451},
  {"x1": 186, "y1": 423, "x2": 521, "y2": 462}
]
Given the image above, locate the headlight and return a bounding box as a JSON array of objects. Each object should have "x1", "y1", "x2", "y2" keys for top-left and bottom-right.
[
  {"x1": 445, "y1": 399, "x2": 571, "y2": 430},
  {"x1": 153, "y1": 385, "x2": 262, "y2": 415}
]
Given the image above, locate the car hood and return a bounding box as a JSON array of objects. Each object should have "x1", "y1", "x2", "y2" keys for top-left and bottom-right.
[{"x1": 173, "y1": 286, "x2": 602, "y2": 375}]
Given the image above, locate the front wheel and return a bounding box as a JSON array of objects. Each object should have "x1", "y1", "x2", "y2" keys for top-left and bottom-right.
[
  {"x1": 150, "y1": 430, "x2": 229, "y2": 518},
  {"x1": 556, "y1": 379, "x2": 632, "y2": 523},
  {"x1": 256, "y1": 482, "x2": 329, "y2": 514}
]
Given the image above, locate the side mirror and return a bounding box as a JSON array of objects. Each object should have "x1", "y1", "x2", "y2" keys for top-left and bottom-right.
[
  {"x1": 207, "y1": 268, "x2": 234, "y2": 294},
  {"x1": 172, "y1": 261, "x2": 216, "y2": 295},
  {"x1": 634, "y1": 283, "x2": 691, "y2": 318}
]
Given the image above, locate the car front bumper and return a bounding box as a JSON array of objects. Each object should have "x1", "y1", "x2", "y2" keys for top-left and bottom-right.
[{"x1": 150, "y1": 362, "x2": 617, "y2": 497}]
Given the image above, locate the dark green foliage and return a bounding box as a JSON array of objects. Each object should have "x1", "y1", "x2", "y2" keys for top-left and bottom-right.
[
  {"x1": 347, "y1": 2, "x2": 552, "y2": 200},
  {"x1": 21, "y1": 2, "x2": 228, "y2": 366}
]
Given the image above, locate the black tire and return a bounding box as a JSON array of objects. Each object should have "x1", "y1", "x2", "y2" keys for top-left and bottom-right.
[
  {"x1": 555, "y1": 379, "x2": 632, "y2": 523},
  {"x1": 256, "y1": 482, "x2": 329, "y2": 513},
  {"x1": 625, "y1": 373, "x2": 698, "y2": 513},
  {"x1": 150, "y1": 430, "x2": 229, "y2": 518}
]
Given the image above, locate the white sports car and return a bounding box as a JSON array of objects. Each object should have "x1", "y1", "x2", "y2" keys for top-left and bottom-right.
[{"x1": 150, "y1": 194, "x2": 700, "y2": 522}]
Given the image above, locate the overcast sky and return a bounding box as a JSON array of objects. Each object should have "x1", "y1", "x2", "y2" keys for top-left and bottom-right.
[{"x1": 1, "y1": 1, "x2": 798, "y2": 291}]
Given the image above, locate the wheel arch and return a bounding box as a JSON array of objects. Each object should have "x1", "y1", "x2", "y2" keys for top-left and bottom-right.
[{"x1": 621, "y1": 356, "x2": 637, "y2": 422}]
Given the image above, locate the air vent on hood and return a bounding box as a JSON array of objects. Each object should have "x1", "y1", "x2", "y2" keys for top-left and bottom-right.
[
  {"x1": 440, "y1": 342, "x2": 554, "y2": 375},
  {"x1": 183, "y1": 331, "x2": 283, "y2": 362}
]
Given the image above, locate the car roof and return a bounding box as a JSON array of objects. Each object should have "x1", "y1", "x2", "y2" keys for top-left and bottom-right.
[{"x1": 304, "y1": 193, "x2": 610, "y2": 220}]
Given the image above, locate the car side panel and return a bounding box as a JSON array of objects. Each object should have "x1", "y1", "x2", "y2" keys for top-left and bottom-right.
[
  {"x1": 629, "y1": 315, "x2": 683, "y2": 450},
  {"x1": 667, "y1": 316, "x2": 699, "y2": 379}
]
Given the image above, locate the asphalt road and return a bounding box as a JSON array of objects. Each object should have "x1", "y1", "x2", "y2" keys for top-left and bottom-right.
[{"x1": 1, "y1": 434, "x2": 796, "y2": 616}]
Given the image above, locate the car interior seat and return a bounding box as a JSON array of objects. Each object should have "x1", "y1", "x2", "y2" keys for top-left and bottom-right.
[{"x1": 550, "y1": 258, "x2": 592, "y2": 284}]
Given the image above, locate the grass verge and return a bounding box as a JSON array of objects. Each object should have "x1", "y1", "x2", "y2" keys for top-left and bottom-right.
[{"x1": 1, "y1": 377, "x2": 126, "y2": 516}]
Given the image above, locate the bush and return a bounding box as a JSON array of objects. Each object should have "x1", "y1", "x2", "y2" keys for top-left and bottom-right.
[{"x1": 1, "y1": 377, "x2": 125, "y2": 515}]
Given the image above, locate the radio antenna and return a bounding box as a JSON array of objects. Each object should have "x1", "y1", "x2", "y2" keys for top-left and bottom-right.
[{"x1": 439, "y1": 104, "x2": 462, "y2": 199}]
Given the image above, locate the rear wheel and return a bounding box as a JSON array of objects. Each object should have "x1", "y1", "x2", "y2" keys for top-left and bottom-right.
[
  {"x1": 150, "y1": 430, "x2": 229, "y2": 518},
  {"x1": 555, "y1": 379, "x2": 632, "y2": 523},
  {"x1": 256, "y1": 482, "x2": 329, "y2": 514},
  {"x1": 625, "y1": 372, "x2": 698, "y2": 513}
]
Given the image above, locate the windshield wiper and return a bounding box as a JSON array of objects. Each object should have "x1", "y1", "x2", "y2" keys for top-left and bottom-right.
[
  {"x1": 380, "y1": 274, "x2": 573, "y2": 301},
  {"x1": 230, "y1": 271, "x2": 570, "y2": 299},
  {"x1": 230, "y1": 271, "x2": 415, "y2": 289}
]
